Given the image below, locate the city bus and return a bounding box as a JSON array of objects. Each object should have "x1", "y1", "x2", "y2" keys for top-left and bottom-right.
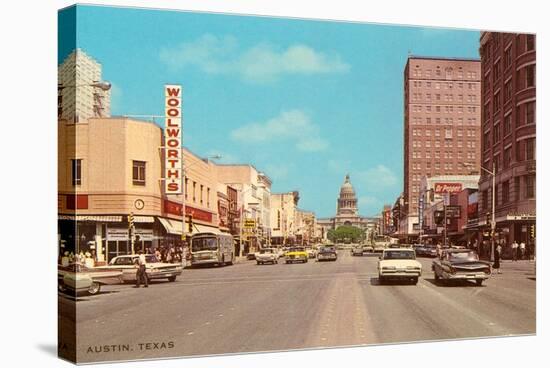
[{"x1": 190, "y1": 232, "x2": 235, "y2": 267}]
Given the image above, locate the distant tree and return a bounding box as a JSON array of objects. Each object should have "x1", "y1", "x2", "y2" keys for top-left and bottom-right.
[{"x1": 327, "y1": 225, "x2": 364, "y2": 243}]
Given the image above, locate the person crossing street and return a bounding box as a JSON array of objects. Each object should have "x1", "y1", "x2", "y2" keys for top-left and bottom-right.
[{"x1": 135, "y1": 250, "x2": 149, "y2": 288}]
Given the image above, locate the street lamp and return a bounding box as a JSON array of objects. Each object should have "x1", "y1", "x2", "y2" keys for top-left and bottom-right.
[{"x1": 462, "y1": 162, "x2": 495, "y2": 262}]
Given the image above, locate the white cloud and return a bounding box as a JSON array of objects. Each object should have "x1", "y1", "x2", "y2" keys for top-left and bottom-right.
[
  {"x1": 357, "y1": 165, "x2": 398, "y2": 189},
  {"x1": 230, "y1": 109, "x2": 329, "y2": 152},
  {"x1": 160, "y1": 34, "x2": 349, "y2": 82}
]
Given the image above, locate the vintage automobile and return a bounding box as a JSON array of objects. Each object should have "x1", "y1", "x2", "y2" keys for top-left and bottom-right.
[
  {"x1": 432, "y1": 249, "x2": 491, "y2": 286},
  {"x1": 378, "y1": 248, "x2": 422, "y2": 284},
  {"x1": 255, "y1": 248, "x2": 279, "y2": 265},
  {"x1": 285, "y1": 246, "x2": 309, "y2": 264},
  {"x1": 317, "y1": 246, "x2": 338, "y2": 262},
  {"x1": 306, "y1": 248, "x2": 318, "y2": 259},
  {"x1": 97, "y1": 254, "x2": 183, "y2": 282},
  {"x1": 351, "y1": 244, "x2": 364, "y2": 256},
  {"x1": 58, "y1": 263, "x2": 123, "y2": 295}
]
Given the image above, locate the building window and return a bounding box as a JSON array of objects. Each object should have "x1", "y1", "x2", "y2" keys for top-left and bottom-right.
[
  {"x1": 494, "y1": 154, "x2": 500, "y2": 173},
  {"x1": 526, "y1": 65, "x2": 535, "y2": 87},
  {"x1": 185, "y1": 178, "x2": 189, "y2": 200},
  {"x1": 493, "y1": 91, "x2": 501, "y2": 113},
  {"x1": 504, "y1": 47, "x2": 512, "y2": 69},
  {"x1": 504, "y1": 114, "x2": 512, "y2": 136},
  {"x1": 193, "y1": 181, "x2": 196, "y2": 202},
  {"x1": 71, "y1": 159, "x2": 82, "y2": 186},
  {"x1": 525, "y1": 175, "x2": 535, "y2": 199},
  {"x1": 504, "y1": 147, "x2": 512, "y2": 169},
  {"x1": 504, "y1": 80, "x2": 512, "y2": 102},
  {"x1": 207, "y1": 187, "x2": 210, "y2": 207},
  {"x1": 502, "y1": 180, "x2": 510, "y2": 204},
  {"x1": 525, "y1": 138, "x2": 535, "y2": 160},
  {"x1": 515, "y1": 176, "x2": 521, "y2": 201},
  {"x1": 493, "y1": 61, "x2": 500, "y2": 82},
  {"x1": 526, "y1": 102, "x2": 535, "y2": 124},
  {"x1": 526, "y1": 34, "x2": 535, "y2": 51},
  {"x1": 200, "y1": 184, "x2": 204, "y2": 204},
  {"x1": 516, "y1": 105, "x2": 522, "y2": 126},
  {"x1": 132, "y1": 160, "x2": 146, "y2": 186},
  {"x1": 482, "y1": 190, "x2": 488, "y2": 212},
  {"x1": 493, "y1": 123, "x2": 500, "y2": 145}
]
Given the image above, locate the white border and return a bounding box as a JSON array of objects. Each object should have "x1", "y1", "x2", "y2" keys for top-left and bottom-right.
[{"x1": 0, "y1": 1, "x2": 547, "y2": 368}]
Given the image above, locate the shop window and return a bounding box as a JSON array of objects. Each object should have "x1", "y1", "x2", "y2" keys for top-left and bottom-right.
[
  {"x1": 132, "y1": 160, "x2": 146, "y2": 186},
  {"x1": 71, "y1": 159, "x2": 82, "y2": 186}
]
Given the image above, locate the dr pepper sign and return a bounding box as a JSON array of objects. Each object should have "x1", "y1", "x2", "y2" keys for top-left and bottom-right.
[{"x1": 164, "y1": 84, "x2": 182, "y2": 194}]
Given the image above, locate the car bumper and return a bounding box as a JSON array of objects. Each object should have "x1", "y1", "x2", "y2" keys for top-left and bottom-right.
[
  {"x1": 318, "y1": 255, "x2": 337, "y2": 260},
  {"x1": 442, "y1": 272, "x2": 490, "y2": 280},
  {"x1": 380, "y1": 270, "x2": 421, "y2": 277},
  {"x1": 257, "y1": 257, "x2": 277, "y2": 262},
  {"x1": 148, "y1": 269, "x2": 183, "y2": 279}
]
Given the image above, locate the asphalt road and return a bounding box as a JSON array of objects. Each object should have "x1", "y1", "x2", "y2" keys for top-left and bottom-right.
[{"x1": 59, "y1": 251, "x2": 536, "y2": 363}]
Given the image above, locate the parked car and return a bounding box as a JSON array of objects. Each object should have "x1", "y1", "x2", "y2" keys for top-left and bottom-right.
[
  {"x1": 432, "y1": 249, "x2": 491, "y2": 286},
  {"x1": 317, "y1": 246, "x2": 338, "y2": 262},
  {"x1": 97, "y1": 255, "x2": 183, "y2": 282},
  {"x1": 58, "y1": 263, "x2": 123, "y2": 295},
  {"x1": 255, "y1": 248, "x2": 279, "y2": 265},
  {"x1": 285, "y1": 246, "x2": 309, "y2": 264},
  {"x1": 378, "y1": 248, "x2": 422, "y2": 284},
  {"x1": 351, "y1": 244, "x2": 364, "y2": 256}
]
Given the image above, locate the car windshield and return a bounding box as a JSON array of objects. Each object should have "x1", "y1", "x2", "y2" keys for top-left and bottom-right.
[
  {"x1": 320, "y1": 247, "x2": 335, "y2": 252},
  {"x1": 192, "y1": 237, "x2": 218, "y2": 252},
  {"x1": 383, "y1": 250, "x2": 415, "y2": 260},
  {"x1": 259, "y1": 249, "x2": 273, "y2": 254},
  {"x1": 448, "y1": 251, "x2": 479, "y2": 261}
]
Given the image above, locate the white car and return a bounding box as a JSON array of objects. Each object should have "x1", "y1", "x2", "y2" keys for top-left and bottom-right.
[
  {"x1": 255, "y1": 248, "x2": 279, "y2": 265},
  {"x1": 97, "y1": 254, "x2": 183, "y2": 282},
  {"x1": 378, "y1": 248, "x2": 422, "y2": 284}
]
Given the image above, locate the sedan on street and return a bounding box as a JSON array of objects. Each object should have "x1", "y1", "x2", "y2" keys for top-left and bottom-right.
[{"x1": 432, "y1": 249, "x2": 491, "y2": 286}]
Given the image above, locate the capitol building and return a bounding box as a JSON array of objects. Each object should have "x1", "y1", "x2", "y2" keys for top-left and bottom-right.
[{"x1": 317, "y1": 174, "x2": 378, "y2": 237}]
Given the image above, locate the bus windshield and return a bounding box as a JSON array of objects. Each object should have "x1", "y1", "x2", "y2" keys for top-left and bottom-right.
[{"x1": 191, "y1": 237, "x2": 218, "y2": 252}]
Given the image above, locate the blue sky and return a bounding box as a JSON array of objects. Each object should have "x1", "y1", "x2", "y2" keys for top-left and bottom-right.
[{"x1": 59, "y1": 5, "x2": 480, "y2": 218}]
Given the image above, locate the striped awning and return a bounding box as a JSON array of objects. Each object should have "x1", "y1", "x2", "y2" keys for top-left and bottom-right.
[
  {"x1": 58, "y1": 215, "x2": 123, "y2": 222},
  {"x1": 134, "y1": 216, "x2": 155, "y2": 223}
]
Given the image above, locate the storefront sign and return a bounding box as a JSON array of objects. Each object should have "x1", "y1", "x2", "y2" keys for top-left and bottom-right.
[
  {"x1": 163, "y1": 200, "x2": 213, "y2": 223},
  {"x1": 134, "y1": 228, "x2": 154, "y2": 241},
  {"x1": 107, "y1": 227, "x2": 129, "y2": 241},
  {"x1": 164, "y1": 84, "x2": 182, "y2": 194},
  {"x1": 507, "y1": 214, "x2": 536, "y2": 221},
  {"x1": 244, "y1": 219, "x2": 256, "y2": 228},
  {"x1": 445, "y1": 205, "x2": 461, "y2": 219},
  {"x1": 434, "y1": 182, "x2": 463, "y2": 194}
]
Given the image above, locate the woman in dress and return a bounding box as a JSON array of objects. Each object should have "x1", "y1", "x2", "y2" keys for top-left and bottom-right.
[{"x1": 493, "y1": 244, "x2": 502, "y2": 274}]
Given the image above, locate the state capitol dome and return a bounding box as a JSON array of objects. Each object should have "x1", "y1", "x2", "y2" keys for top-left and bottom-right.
[{"x1": 339, "y1": 174, "x2": 356, "y2": 197}]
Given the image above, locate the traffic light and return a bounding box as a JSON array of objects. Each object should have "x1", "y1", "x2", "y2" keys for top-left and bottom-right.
[
  {"x1": 530, "y1": 225, "x2": 536, "y2": 239},
  {"x1": 188, "y1": 214, "x2": 193, "y2": 233},
  {"x1": 128, "y1": 213, "x2": 135, "y2": 229},
  {"x1": 486, "y1": 212, "x2": 491, "y2": 227}
]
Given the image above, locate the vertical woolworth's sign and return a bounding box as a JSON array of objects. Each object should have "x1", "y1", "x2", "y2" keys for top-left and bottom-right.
[{"x1": 164, "y1": 84, "x2": 182, "y2": 194}]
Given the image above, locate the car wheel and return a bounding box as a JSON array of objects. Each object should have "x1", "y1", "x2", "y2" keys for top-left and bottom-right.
[
  {"x1": 168, "y1": 276, "x2": 176, "y2": 282},
  {"x1": 378, "y1": 276, "x2": 385, "y2": 285},
  {"x1": 58, "y1": 281, "x2": 66, "y2": 293},
  {"x1": 88, "y1": 282, "x2": 101, "y2": 295},
  {"x1": 257, "y1": 261, "x2": 261, "y2": 265},
  {"x1": 476, "y1": 279, "x2": 483, "y2": 286},
  {"x1": 304, "y1": 259, "x2": 308, "y2": 263},
  {"x1": 412, "y1": 277, "x2": 418, "y2": 285},
  {"x1": 434, "y1": 272, "x2": 440, "y2": 282}
]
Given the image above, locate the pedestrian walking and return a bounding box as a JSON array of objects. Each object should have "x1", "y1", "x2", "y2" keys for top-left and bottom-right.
[
  {"x1": 511, "y1": 240, "x2": 519, "y2": 261},
  {"x1": 519, "y1": 241, "x2": 526, "y2": 260},
  {"x1": 493, "y1": 244, "x2": 502, "y2": 274},
  {"x1": 135, "y1": 250, "x2": 149, "y2": 288}
]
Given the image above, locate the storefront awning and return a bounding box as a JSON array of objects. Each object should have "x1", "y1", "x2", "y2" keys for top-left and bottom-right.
[
  {"x1": 134, "y1": 216, "x2": 155, "y2": 223},
  {"x1": 58, "y1": 215, "x2": 123, "y2": 222},
  {"x1": 158, "y1": 217, "x2": 183, "y2": 235},
  {"x1": 191, "y1": 224, "x2": 222, "y2": 235}
]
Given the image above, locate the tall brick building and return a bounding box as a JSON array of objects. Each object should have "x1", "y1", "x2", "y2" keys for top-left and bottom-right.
[
  {"x1": 402, "y1": 56, "x2": 481, "y2": 236},
  {"x1": 478, "y1": 32, "x2": 536, "y2": 250}
]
